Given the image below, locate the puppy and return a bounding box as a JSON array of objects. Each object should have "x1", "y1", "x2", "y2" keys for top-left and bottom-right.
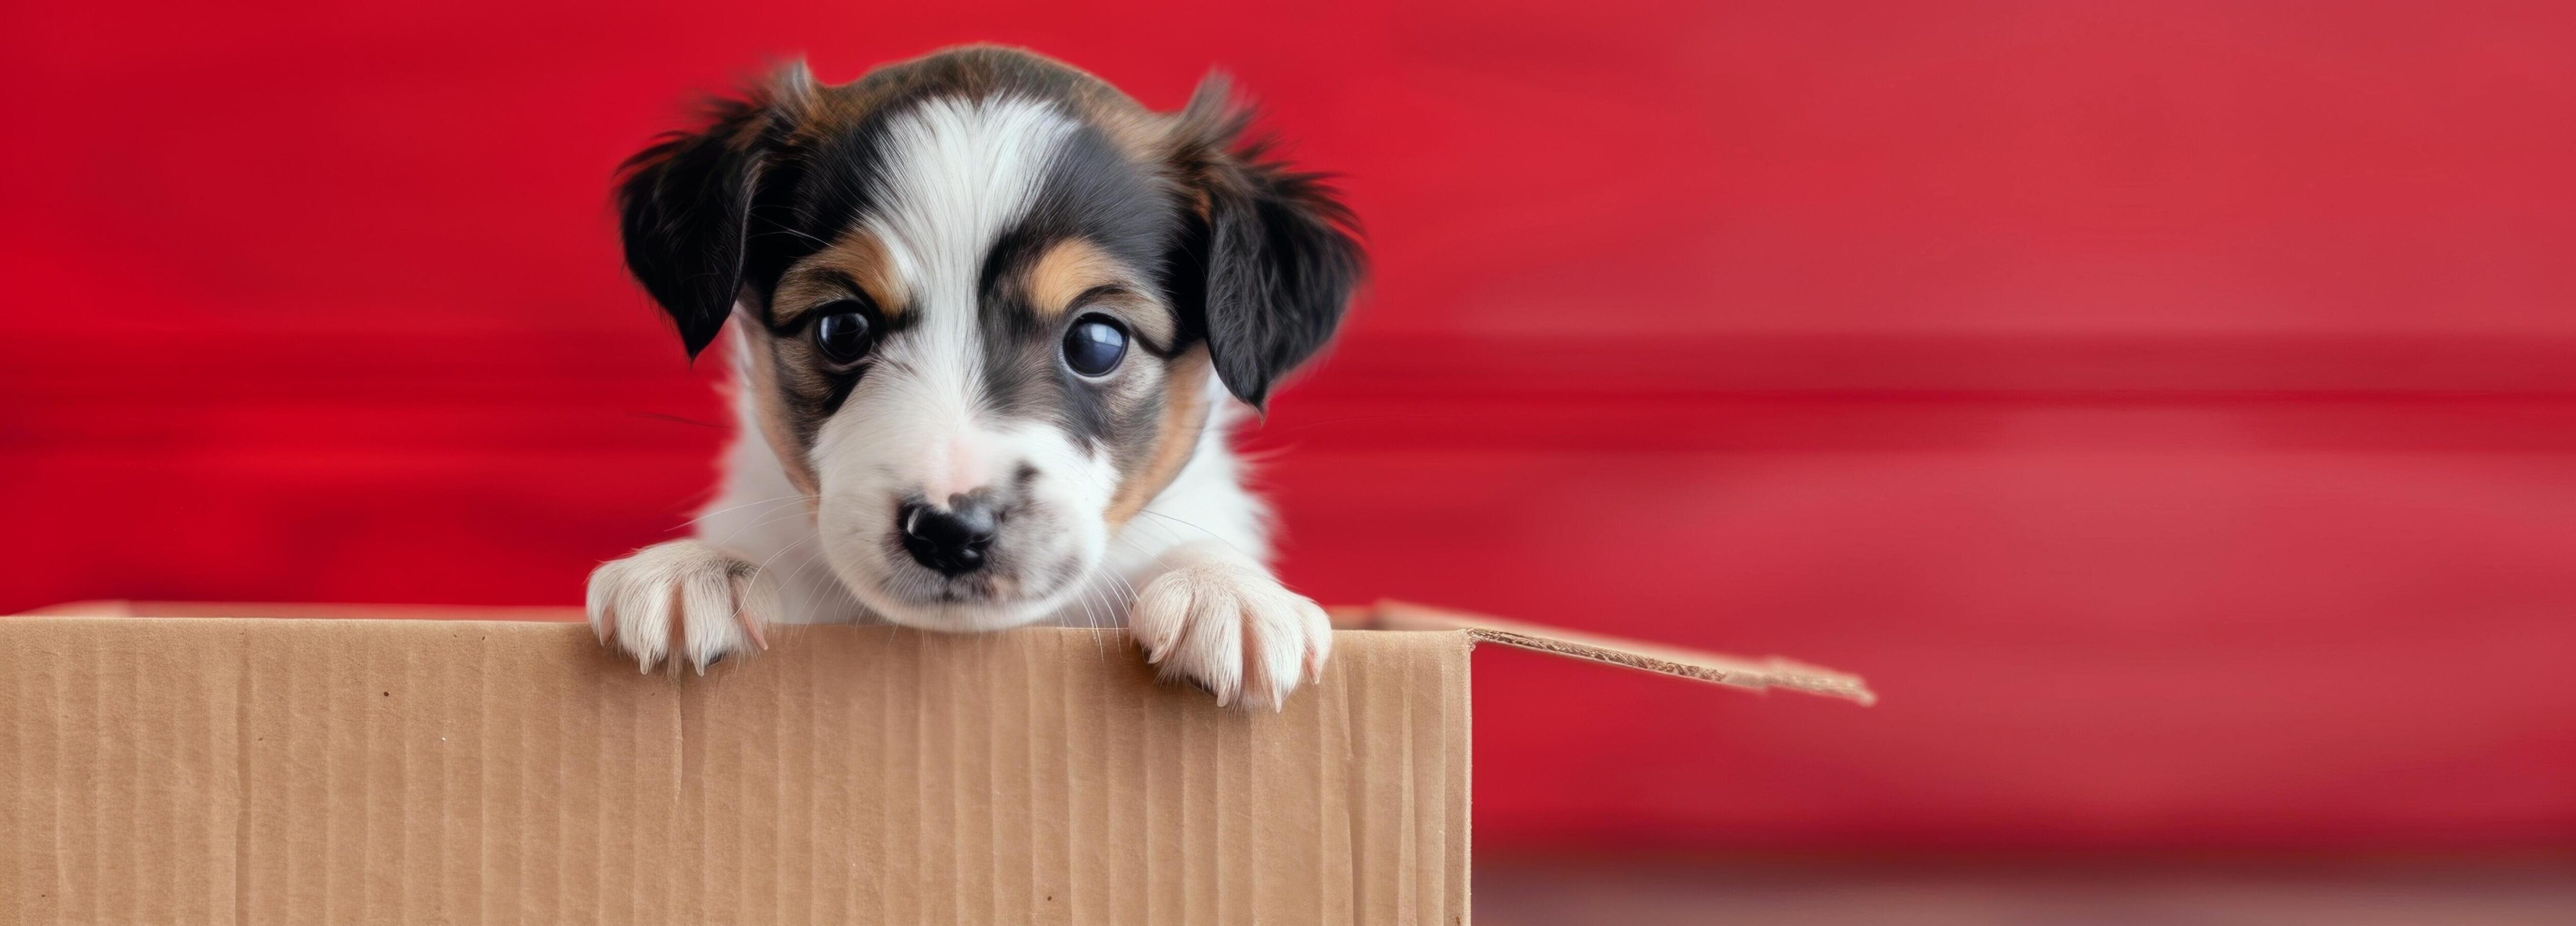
[{"x1": 587, "y1": 46, "x2": 1362, "y2": 709}]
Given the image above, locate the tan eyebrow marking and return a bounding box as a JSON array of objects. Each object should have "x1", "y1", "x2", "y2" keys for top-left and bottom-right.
[
  {"x1": 773, "y1": 227, "x2": 905, "y2": 324},
  {"x1": 1026, "y1": 237, "x2": 1178, "y2": 347},
  {"x1": 1027, "y1": 238, "x2": 1132, "y2": 319}
]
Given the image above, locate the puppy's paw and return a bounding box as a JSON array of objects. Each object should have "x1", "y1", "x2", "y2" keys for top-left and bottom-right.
[
  {"x1": 584, "y1": 539, "x2": 773, "y2": 674},
  {"x1": 1128, "y1": 558, "x2": 1332, "y2": 710}
]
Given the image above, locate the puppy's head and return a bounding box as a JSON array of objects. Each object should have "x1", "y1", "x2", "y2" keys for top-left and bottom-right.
[{"x1": 616, "y1": 46, "x2": 1361, "y2": 631}]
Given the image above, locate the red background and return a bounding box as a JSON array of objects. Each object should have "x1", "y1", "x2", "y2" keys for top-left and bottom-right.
[{"x1": 6, "y1": 1, "x2": 2573, "y2": 853}]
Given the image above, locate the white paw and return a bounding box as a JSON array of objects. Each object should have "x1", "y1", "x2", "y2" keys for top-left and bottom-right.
[
  {"x1": 1128, "y1": 558, "x2": 1332, "y2": 709},
  {"x1": 584, "y1": 539, "x2": 774, "y2": 674}
]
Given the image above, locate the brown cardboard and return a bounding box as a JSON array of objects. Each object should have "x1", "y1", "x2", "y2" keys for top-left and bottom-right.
[{"x1": 0, "y1": 604, "x2": 1865, "y2": 924}]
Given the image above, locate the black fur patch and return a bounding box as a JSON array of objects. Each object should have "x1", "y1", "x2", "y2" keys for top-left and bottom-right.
[{"x1": 970, "y1": 122, "x2": 1181, "y2": 461}]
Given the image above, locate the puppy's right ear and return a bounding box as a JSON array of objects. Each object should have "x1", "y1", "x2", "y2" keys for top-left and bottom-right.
[{"x1": 616, "y1": 64, "x2": 815, "y2": 359}]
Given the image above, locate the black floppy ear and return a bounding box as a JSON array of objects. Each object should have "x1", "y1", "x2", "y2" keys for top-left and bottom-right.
[
  {"x1": 1168, "y1": 76, "x2": 1366, "y2": 410},
  {"x1": 616, "y1": 64, "x2": 813, "y2": 359}
]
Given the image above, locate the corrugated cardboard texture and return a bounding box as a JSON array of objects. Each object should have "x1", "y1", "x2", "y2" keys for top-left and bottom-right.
[{"x1": 0, "y1": 618, "x2": 1470, "y2": 925}]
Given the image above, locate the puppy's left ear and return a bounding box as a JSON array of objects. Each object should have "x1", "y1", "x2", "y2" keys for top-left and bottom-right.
[
  {"x1": 616, "y1": 63, "x2": 817, "y2": 359},
  {"x1": 1167, "y1": 76, "x2": 1366, "y2": 411}
]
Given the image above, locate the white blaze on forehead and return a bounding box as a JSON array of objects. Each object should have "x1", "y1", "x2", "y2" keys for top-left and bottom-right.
[
  {"x1": 865, "y1": 95, "x2": 1075, "y2": 304},
  {"x1": 860, "y1": 95, "x2": 1078, "y2": 499}
]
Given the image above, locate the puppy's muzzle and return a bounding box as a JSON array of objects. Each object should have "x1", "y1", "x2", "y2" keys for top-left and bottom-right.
[{"x1": 899, "y1": 495, "x2": 1000, "y2": 576}]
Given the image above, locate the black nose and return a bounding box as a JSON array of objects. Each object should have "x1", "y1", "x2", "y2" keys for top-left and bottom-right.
[{"x1": 898, "y1": 497, "x2": 998, "y2": 576}]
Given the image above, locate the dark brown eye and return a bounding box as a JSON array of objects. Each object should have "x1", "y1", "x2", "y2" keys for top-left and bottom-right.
[
  {"x1": 811, "y1": 302, "x2": 876, "y2": 364},
  {"x1": 1062, "y1": 315, "x2": 1128, "y2": 377}
]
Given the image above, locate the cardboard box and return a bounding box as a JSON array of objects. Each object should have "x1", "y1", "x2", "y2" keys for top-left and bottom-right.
[{"x1": 0, "y1": 601, "x2": 1868, "y2": 924}]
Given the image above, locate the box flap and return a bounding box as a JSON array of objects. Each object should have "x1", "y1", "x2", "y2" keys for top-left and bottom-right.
[{"x1": 1335, "y1": 600, "x2": 1876, "y2": 706}]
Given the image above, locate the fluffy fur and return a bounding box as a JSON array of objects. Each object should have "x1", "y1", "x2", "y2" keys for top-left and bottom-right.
[{"x1": 587, "y1": 46, "x2": 1361, "y2": 709}]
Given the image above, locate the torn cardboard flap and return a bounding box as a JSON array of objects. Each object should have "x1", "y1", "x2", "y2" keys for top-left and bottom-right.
[{"x1": 1332, "y1": 600, "x2": 1877, "y2": 706}]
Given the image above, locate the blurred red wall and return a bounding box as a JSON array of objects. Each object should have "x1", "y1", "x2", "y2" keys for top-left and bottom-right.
[{"x1": 5, "y1": 0, "x2": 2573, "y2": 853}]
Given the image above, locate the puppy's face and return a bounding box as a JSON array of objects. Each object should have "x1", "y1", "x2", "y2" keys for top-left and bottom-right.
[{"x1": 617, "y1": 48, "x2": 1360, "y2": 631}]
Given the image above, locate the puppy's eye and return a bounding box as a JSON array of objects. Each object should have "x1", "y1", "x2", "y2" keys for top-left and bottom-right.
[
  {"x1": 811, "y1": 303, "x2": 877, "y2": 364},
  {"x1": 1062, "y1": 315, "x2": 1129, "y2": 377}
]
